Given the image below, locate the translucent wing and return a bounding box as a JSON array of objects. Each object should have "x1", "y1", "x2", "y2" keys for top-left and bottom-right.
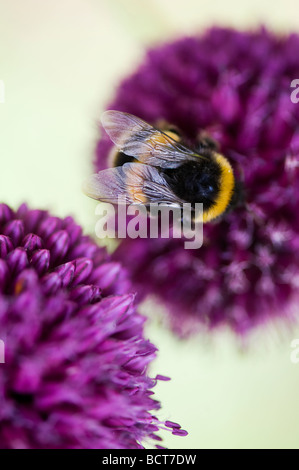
[
  {"x1": 82, "y1": 166, "x2": 131, "y2": 204},
  {"x1": 83, "y1": 163, "x2": 185, "y2": 206},
  {"x1": 101, "y1": 110, "x2": 202, "y2": 169}
]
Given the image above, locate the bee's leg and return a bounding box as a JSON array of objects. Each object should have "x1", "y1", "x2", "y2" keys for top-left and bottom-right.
[
  {"x1": 229, "y1": 179, "x2": 245, "y2": 210},
  {"x1": 236, "y1": 162, "x2": 245, "y2": 183},
  {"x1": 228, "y1": 162, "x2": 246, "y2": 210}
]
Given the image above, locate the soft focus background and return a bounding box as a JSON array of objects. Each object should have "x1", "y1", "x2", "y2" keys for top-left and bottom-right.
[{"x1": 1, "y1": 0, "x2": 299, "y2": 449}]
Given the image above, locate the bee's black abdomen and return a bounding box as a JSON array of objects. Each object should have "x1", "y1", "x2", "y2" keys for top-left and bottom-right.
[{"x1": 163, "y1": 159, "x2": 221, "y2": 211}]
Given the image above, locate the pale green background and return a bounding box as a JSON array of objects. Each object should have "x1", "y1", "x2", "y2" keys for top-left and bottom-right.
[{"x1": 1, "y1": 0, "x2": 299, "y2": 449}]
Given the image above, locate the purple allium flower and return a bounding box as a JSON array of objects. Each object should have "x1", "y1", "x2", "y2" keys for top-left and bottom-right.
[
  {"x1": 0, "y1": 203, "x2": 186, "y2": 448},
  {"x1": 95, "y1": 27, "x2": 299, "y2": 336}
]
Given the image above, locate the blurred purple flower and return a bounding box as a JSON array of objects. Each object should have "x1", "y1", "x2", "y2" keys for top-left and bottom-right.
[
  {"x1": 95, "y1": 27, "x2": 299, "y2": 335},
  {"x1": 0, "y1": 203, "x2": 186, "y2": 448}
]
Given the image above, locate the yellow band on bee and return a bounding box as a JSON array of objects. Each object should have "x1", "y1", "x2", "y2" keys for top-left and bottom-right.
[
  {"x1": 202, "y1": 153, "x2": 235, "y2": 223},
  {"x1": 151, "y1": 130, "x2": 181, "y2": 145}
]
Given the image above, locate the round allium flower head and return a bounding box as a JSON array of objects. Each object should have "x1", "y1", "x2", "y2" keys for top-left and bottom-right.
[
  {"x1": 0, "y1": 203, "x2": 186, "y2": 448},
  {"x1": 95, "y1": 27, "x2": 299, "y2": 336}
]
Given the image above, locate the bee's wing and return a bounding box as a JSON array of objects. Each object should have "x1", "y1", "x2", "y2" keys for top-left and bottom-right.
[
  {"x1": 83, "y1": 163, "x2": 185, "y2": 206},
  {"x1": 101, "y1": 110, "x2": 201, "y2": 169},
  {"x1": 83, "y1": 165, "x2": 131, "y2": 204}
]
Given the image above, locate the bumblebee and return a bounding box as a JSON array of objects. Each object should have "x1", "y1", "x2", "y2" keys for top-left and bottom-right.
[{"x1": 84, "y1": 111, "x2": 241, "y2": 223}]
